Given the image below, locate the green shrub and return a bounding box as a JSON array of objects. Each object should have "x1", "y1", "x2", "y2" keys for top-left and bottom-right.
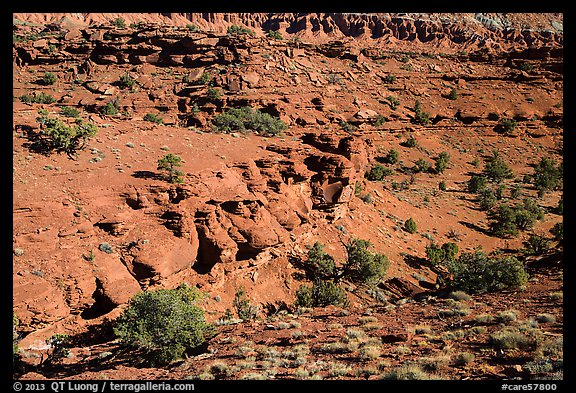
[
  {"x1": 114, "y1": 284, "x2": 214, "y2": 365},
  {"x1": 519, "y1": 62, "x2": 533, "y2": 72},
  {"x1": 444, "y1": 251, "x2": 528, "y2": 294},
  {"x1": 488, "y1": 327, "x2": 538, "y2": 350},
  {"x1": 383, "y1": 149, "x2": 399, "y2": 165},
  {"x1": 550, "y1": 222, "x2": 563, "y2": 242},
  {"x1": 113, "y1": 17, "x2": 126, "y2": 28},
  {"x1": 144, "y1": 113, "x2": 163, "y2": 124},
  {"x1": 43, "y1": 334, "x2": 71, "y2": 365},
  {"x1": 365, "y1": 164, "x2": 393, "y2": 181},
  {"x1": 207, "y1": 87, "x2": 221, "y2": 101},
  {"x1": 373, "y1": 115, "x2": 386, "y2": 127},
  {"x1": 40, "y1": 71, "x2": 57, "y2": 86},
  {"x1": 514, "y1": 198, "x2": 544, "y2": 231},
  {"x1": 402, "y1": 135, "x2": 417, "y2": 148},
  {"x1": 13, "y1": 314, "x2": 19, "y2": 361},
  {"x1": 186, "y1": 24, "x2": 200, "y2": 32},
  {"x1": 196, "y1": 72, "x2": 212, "y2": 85},
  {"x1": 524, "y1": 234, "x2": 550, "y2": 255},
  {"x1": 413, "y1": 100, "x2": 431, "y2": 125},
  {"x1": 267, "y1": 30, "x2": 283, "y2": 40},
  {"x1": 35, "y1": 111, "x2": 98, "y2": 155},
  {"x1": 118, "y1": 73, "x2": 136, "y2": 89},
  {"x1": 426, "y1": 242, "x2": 459, "y2": 266},
  {"x1": 100, "y1": 98, "x2": 120, "y2": 115},
  {"x1": 483, "y1": 151, "x2": 514, "y2": 183},
  {"x1": 20, "y1": 92, "x2": 56, "y2": 104},
  {"x1": 212, "y1": 106, "x2": 286, "y2": 137},
  {"x1": 414, "y1": 158, "x2": 431, "y2": 173},
  {"x1": 343, "y1": 238, "x2": 389, "y2": 285},
  {"x1": 157, "y1": 153, "x2": 183, "y2": 183},
  {"x1": 404, "y1": 218, "x2": 417, "y2": 234},
  {"x1": 227, "y1": 25, "x2": 255, "y2": 36},
  {"x1": 532, "y1": 157, "x2": 562, "y2": 197},
  {"x1": 233, "y1": 287, "x2": 259, "y2": 321},
  {"x1": 340, "y1": 121, "x2": 357, "y2": 133},
  {"x1": 438, "y1": 181, "x2": 447, "y2": 191},
  {"x1": 478, "y1": 188, "x2": 497, "y2": 211},
  {"x1": 381, "y1": 365, "x2": 432, "y2": 380},
  {"x1": 387, "y1": 96, "x2": 400, "y2": 110},
  {"x1": 495, "y1": 184, "x2": 506, "y2": 200},
  {"x1": 60, "y1": 106, "x2": 80, "y2": 118},
  {"x1": 295, "y1": 281, "x2": 348, "y2": 308},
  {"x1": 496, "y1": 118, "x2": 517, "y2": 135},
  {"x1": 448, "y1": 88, "x2": 458, "y2": 100},
  {"x1": 305, "y1": 242, "x2": 337, "y2": 280},
  {"x1": 555, "y1": 199, "x2": 563, "y2": 215},
  {"x1": 383, "y1": 75, "x2": 397, "y2": 84},
  {"x1": 488, "y1": 204, "x2": 519, "y2": 237},
  {"x1": 435, "y1": 152, "x2": 450, "y2": 174}
]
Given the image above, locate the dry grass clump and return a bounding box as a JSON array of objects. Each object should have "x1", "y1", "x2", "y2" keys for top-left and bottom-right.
[
  {"x1": 453, "y1": 352, "x2": 475, "y2": 366},
  {"x1": 495, "y1": 309, "x2": 519, "y2": 323},
  {"x1": 535, "y1": 313, "x2": 556, "y2": 323},
  {"x1": 380, "y1": 364, "x2": 434, "y2": 380},
  {"x1": 488, "y1": 326, "x2": 542, "y2": 350},
  {"x1": 448, "y1": 290, "x2": 472, "y2": 301},
  {"x1": 359, "y1": 344, "x2": 382, "y2": 361}
]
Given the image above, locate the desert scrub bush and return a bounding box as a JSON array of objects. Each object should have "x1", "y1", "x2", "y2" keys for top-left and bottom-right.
[
  {"x1": 453, "y1": 352, "x2": 475, "y2": 366},
  {"x1": 478, "y1": 188, "x2": 497, "y2": 210},
  {"x1": 118, "y1": 73, "x2": 136, "y2": 89},
  {"x1": 523, "y1": 234, "x2": 550, "y2": 255},
  {"x1": 488, "y1": 326, "x2": 540, "y2": 351},
  {"x1": 365, "y1": 164, "x2": 393, "y2": 181},
  {"x1": 382, "y1": 148, "x2": 399, "y2": 165},
  {"x1": 447, "y1": 87, "x2": 458, "y2": 100},
  {"x1": 233, "y1": 287, "x2": 259, "y2": 321},
  {"x1": 448, "y1": 290, "x2": 471, "y2": 301},
  {"x1": 414, "y1": 158, "x2": 431, "y2": 173},
  {"x1": 186, "y1": 23, "x2": 200, "y2": 32},
  {"x1": 20, "y1": 92, "x2": 56, "y2": 104},
  {"x1": 359, "y1": 345, "x2": 382, "y2": 361},
  {"x1": 342, "y1": 238, "x2": 389, "y2": 285},
  {"x1": 35, "y1": 111, "x2": 98, "y2": 155},
  {"x1": 227, "y1": 25, "x2": 255, "y2": 36},
  {"x1": 383, "y1": 75, "x2": 397, "y2": 83},
  {"x1": 266, "y1": 30, "x2": 283, "y2": 40},
  {"x1": 402, "y1": 135, "x2": 417, "y2": 148},
  {"x1": 144, "y1": 113, "x2": 163, "y2": 124},
  {"x1": 413, "y1": 100, "x2": 431, "y2": 125},
  {"x1": 419, "y1": 354, "x2": 451, "y2": 371},
  {"x1": 114, "y1": 284, "x2": 214, "y2": 365},
  {"x1": 113, "y1": 17, "x2": 126, "y2": 28},
  {"x1": 340, "y1": 121, "x2": 357, "y2": 133},
  {"x1": 373, "y1": 115, "x2": 386, "y2": 127},
  {"x1": 443, "y1": 250, "x2": 528, "y2": 294},
  {"x1": 387, "y1": 95, "x2": 400, "y2": 110},
  {"x1": 435, "y1": 152, "x2": 450, "y2": 174},
  {"x1": 157, "y1": 153, "x2": 184, "y2": 184},
  {"x1": 98, "y1": 242, "x2": 114, "y2": 254},
  {"x1": 13, "y1": 314, "x2": 20, "y2": 361},
  {"x1": 438, "y1": 180, "x2": 447, "y2": 191},
  {"x1": 295, "y1": 281, "x2": 348, "y2": 308},
  {"x1": 496, "y1": 118, "x2": 518, "y2": 135},
  {"x1": 39, "y1": 71, "x2": 57, "y2": 85},
  {"x1": 474, "y1": 313, "x2": 495, "y2": 324},
  {"x1": 59, "y1": 106, "x2": 80, "y2": 118},
  {"x1": 550, "y1": 223, "x2": 563, "y2": 242},
  {"x1": 212, "y1": 106, "x2": 286, "y2": 136},
  {"x1": 425, "y1": 242, "x2": 458, "y2": 266},
  {"x1": 304, "y1": 242, "x2": 337, "y2": 280},
  {"x1": 404, "y1": 217, "x2": 417, "y2": 234},
  {"x1": 318, "y1": 341, "x2": 354, "y2": 354},
  {"x1": 535, "y1": 313, "x2": 556, "y2": 323},
  {"x1": 100, "y1": 98, "x2": 120, "y2": 115},
  {"x1": 467, "y1": 174, "x2": 488, "y2": 193},
  {"x1": 206, "y1": 87, "x2": 221, "y2": 101},
  {"x1": 532, "y1": 156, "x2": 562, "y2": 196},
  {"x1": 495, "y1": 309, "x2": 519, "y2": 323},
  {"x1": 42, "y1": 334, "x2": 71, "y2": 365},
  {"x1": 483, "y1": 151, "x2": 514, "y2": 183},
  {"x1": 488, "y1": 199, "x2": 544, "y2": 238},
  {"x1": 380, "y1": 364, "x2": 433, "y2": 380}
]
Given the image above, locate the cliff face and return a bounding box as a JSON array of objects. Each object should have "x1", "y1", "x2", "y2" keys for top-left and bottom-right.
[{"x1": 13, "y1": 12, "x2": 563, "y2": 50}]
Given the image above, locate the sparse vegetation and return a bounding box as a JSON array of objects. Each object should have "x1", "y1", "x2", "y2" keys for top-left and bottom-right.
[
  {"x1": 233, "y1": 287, "x2": 259, "y2": 321},
  {"x1": 387, "y1": 96, "x2": 400, "y2": 110},
  {"x1": 496, "y1": 118, "x2": 517, "y2": 135},
  {"x1": 413, "y1": 100, "x2": 431, "y2": 125},
  {"x1": 60, "y1": 106, "x2": 80, "y2": 118},
  {"x1": 382, "y1": 148, "x2": 400, "y2": 165},
  {"x1": 435, "y1": 152, "x2": 450, "y2": 174},
  {"x1": 483, "y1": 151, "x2": 514, "y2": 183},
  {"x1": 227, "y1": 25, "x2": 255, "y2": 36},
  {"x1": 20, "y1": 92, "x2": 56, "y2": 104},
  {"x1": 267, "y1": 30, "x2": 283, "y2": 40},
  {"x1": 212, "y1": 106, "x2": 286, "y2": 136},
  {"x1": 144, "y1": 113, "x2": 163, "y2": 124},
  {"x1": 113, "y1": 17, "x2": 126, "y2": 28},
  {"x1": 365, "y1": 164, "x2": 393, "y2": 181},
  {"x1": 532, "y1": 157, "x2": 562, "y2": 197},
  {"x1": 404, "y1": 218, "x2": 417, "y2": 234},
  {"x1": 157, "y1": 153, "x2": 184, "y2": 183},
  {"x1": 118, "y1": 73, "x2": 136, "y2": 89},
  {"x1": 35, "y1": 110, "x2": 98, "y2": 155},
  {"x1": 39, "y1": 71, "x2": 57, "y2": 86},
  {"x1": 100, "y1": 98, "x2": 120, "y2": 115},
  {"x1": 448, "y1": 87, "x2": 458, "y2": 100}
]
